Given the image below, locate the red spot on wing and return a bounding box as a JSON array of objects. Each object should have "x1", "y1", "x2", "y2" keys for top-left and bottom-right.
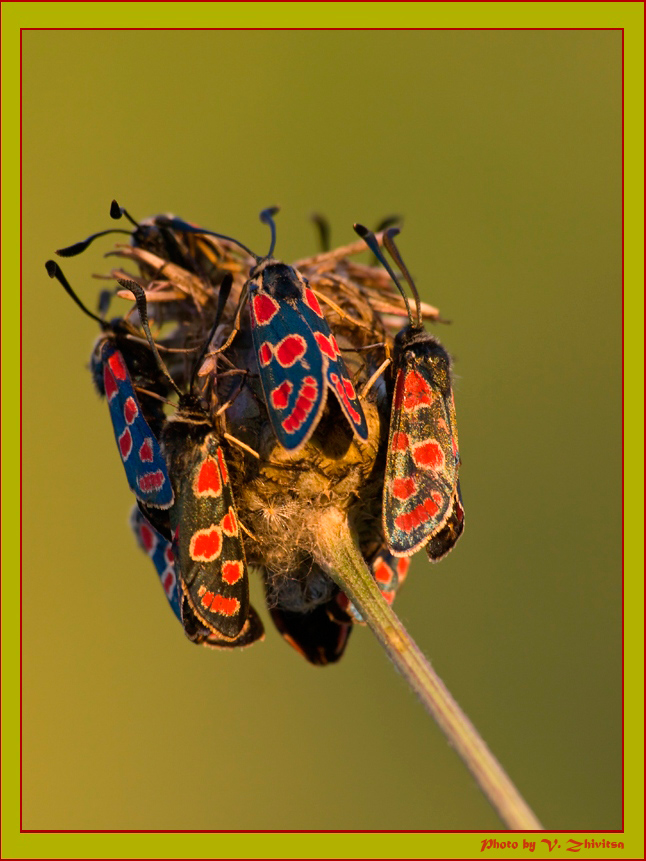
[
  {"x1": 412, "y1": 440, "x2": 445, "y2": 471},
  {"x1": 391, "y1": 476, "x2": 417, "y2": 500},
  {"x1": 138, "y1": 470, "x2": 166, "y2": 493},
  {"x1": 164, "y1": 546, "x2": 174, "y2": 566},
  {"x1": 190, "y1": 526, "x2": 222, "y2": 562},
  {"x1": 139, "y1": 522, "x2": 155, "y2": 553},
  {"x1": 194, "y1": 457, "x2": 221, "y2": 497},
  {"x1": 221, "y1": 507, "x2": 238, "y2": 536},
  {"x1": 252, "y1": 293, "x2": 280, "y2": 326},
  {"x1": 402, "y1": 370, "x2": 434, "y2": 410},
  {"x1": 258, "y1": 342, "x2": 273, "y2": 366},
  {"x1": 216, "y1": 447, "x2": 229, "y2": 484},
  {"x1": 107, "y1": 350, "x2": 128, "y2": 381},
  {"x1": 394, "y1": 495, "x2": 441, "y2": 533},
  {"x1": 198, "y1": 587, "x2": 240, "y2": 616},
  {"x1": 314, "y1": 332, "x2": 338, "y2": 360},
  {"x1": 118, "y1": 427, "x2": 132, "y2": 460},
  {"x1": 396, "y1": 558, "x2": 410, "y2": 579},
  {"x1": 103, "y1": 365, "x2": 118, "y2": 401},
  {"x1": 304, "y1": 287, "x2": 323, "y2": 317},
  {"x1": 162, "y1": 569, "x2": 176, "y2": 598},
  {"x1": 139, "y1": 438, "x2": 154, "y2": 462},
  {"x1": 391, "y1": 431, "x2": 409, "y2": 452},
  {"x1": 329, "y1": 372, "x2": 361, "y2": 424},
  {"x1": 270, "y1": 380, "x2": 293, "y2": 410},
  {"x1": 275, "y1": 334, "x2": 307, "y2": 367},
  {"x1": 380, "y1": 589, "x2": 396, "y2": 605},
  {"x1": 437, "y1": 416, "x2": 449, "y2": 434},
  {"x1": 222, "y1": 560, "x2": 244, "y2": 585},
  {"x1": 452, "y1": 436, "x2": 458, "y2": 459},
  {"x1": 282, "y1": 376, "x2": 318, "y2": 433},
  {"x1": 373, "y1": 561, "x2": 393, "y2": 586},
  {"x1": 393, "y1": 370, "x2": 406, "y2": 410},
  {"x1": 343, "y1": 377, "x2": 356, "y2": 399},
  {"x1": 124, "y1": 396, "x2": 138, "y2": 425}
]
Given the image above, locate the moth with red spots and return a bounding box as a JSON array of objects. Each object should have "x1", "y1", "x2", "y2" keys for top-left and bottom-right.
[
  {"x1": 45, "y1": 260, "x2": 174, "y2": 510},
  {"x1": 130, "y1": 506, "x2": 264, "y2": 648},
  {"x1": 166, "y1": 209, "x2": 369, "y2": 452},
  {"x1": 121, "y1": 276, "x2": 264, "y2": 645},
  {"x1": 353, "y1": 225, "x2": 464, "y2": 561}
]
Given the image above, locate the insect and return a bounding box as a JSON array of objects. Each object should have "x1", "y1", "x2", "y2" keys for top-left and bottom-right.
[
  {"x1": 121, "y1": 274, "x2": 263, "y2": 645},
  {"x1": 130, "y1": 506, "x2": 263, "y2": 648},
  {"x1": 56, "y1": 199, "x2": 199, "y2": 271},
  {"x1": 269, "y1": 587, "x2": 353, "y2": 666},
  {"x1": 165, "y1": 208, "x2": 369, "y2": 452},
  {"x1": 353, "y1": 225, "x2": 464, "y2": 561},
  {"x1": 45, "y1": 260, "x2": 174, "y2": 510}
]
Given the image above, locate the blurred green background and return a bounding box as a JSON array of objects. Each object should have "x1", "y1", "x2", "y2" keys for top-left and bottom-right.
[{"x1": 22, "y1": 29, "x2": 621, "y2": 830}]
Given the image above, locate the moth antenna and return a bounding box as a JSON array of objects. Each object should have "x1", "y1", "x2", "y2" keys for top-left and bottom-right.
[
  {"x1": 110, "y1": 198, "x2": 141, "y2": 230},
  {"x1": 188, "y1": 272, "x2": 234, "y2": 391},
  {"x1": 163, "y1": 217, "x2": 260, "y2": 263},
  {"x1": 117, "y1": 278, "x2": 183, "y2": 398},
  {"x1": 259, "y1": 207, "x2": 280, "y2": 258},
  {"x1": 382, "y1": 228, "x2": 422, "y2": 327},
  {"x1": 353, "y1": 224, "x2": 415, "y2": 328},
  {"x1": 45, "y1": 260, "x2": 105, "y2": 327},
  {"x1": 311, "y1": 213, "x2": 331, "y2": 252},
  {"x1": 56, "y1": 228, "x2": 133, "y2": 258}
]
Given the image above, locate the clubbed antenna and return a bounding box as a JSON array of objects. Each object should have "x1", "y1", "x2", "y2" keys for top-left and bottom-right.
[
  {"x1": 259, "y1": 207, "x2": 280, "y2": 258},
  {"x1": 45, "y1": 260, "x2": 105, "y2": 326},
  {"x1": 56, "y1": 228, "x2": 132, "y2": 258},
  {"x1": 382, "y1": 228, "x2": 422, "y2": 328},
  {"x1": 110, "y1": 198, "x2": 140, "y2": 229},
  {"x1": 353, "y1": 223, "x2": 415, "y2": 329},
  {"x1": 55, "y1": 198, "x2": 139, "y2": 257}
]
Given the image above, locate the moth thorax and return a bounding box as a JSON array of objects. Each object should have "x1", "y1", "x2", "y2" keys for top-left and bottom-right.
[{"x1": 256, "y1": 261, "x2": 304, "y2": 300}]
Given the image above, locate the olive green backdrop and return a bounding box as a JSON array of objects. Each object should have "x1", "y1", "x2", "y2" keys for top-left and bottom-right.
[{"x1": 22, "y1": 29, "x2": 621, "y2": 831}]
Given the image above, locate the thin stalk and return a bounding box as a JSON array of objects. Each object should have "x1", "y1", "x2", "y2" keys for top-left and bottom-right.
[{"x1": 315, "y1": 507, "x2": 543, "y2": 831}]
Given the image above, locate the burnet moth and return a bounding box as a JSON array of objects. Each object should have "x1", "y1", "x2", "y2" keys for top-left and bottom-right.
[
  {"x1": 45, "y1": 260, "x2": 174, "y2": 510},
  {"x1": 121, "y1": 275, "x2": 263, "y2": 645},
  {"x1": 130, "y1": 506, "x2": 263, "y2": 649},
  {"x1": 265, "y1": 561, "x2": 354, "y2": 666},
  {"x1": 164, "y1": 209, "x2": 369, "y2": 452},
  {"x1": 56, "y1": 199, "x2": 198, "y2": 272},
  {"x1": 353, "y1": 225, "x2": 464, "y2": 561}
]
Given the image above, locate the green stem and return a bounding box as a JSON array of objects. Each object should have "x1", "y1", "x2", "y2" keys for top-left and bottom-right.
[{"x1": 315, "y1": 508, "x2": 543, "y2": 831}]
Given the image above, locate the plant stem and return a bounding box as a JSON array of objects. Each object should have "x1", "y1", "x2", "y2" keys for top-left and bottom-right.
[{"x1": 316, "y1": 507, "x2": 543, "y2": 831}]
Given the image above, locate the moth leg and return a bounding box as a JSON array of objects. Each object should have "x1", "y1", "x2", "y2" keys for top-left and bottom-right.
[{"x1": 360, "y1": 356, "x2": 391, "y2": 399}]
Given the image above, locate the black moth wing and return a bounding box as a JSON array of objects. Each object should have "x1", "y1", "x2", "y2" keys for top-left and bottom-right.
[
  {"x1": 180, "y1": 594, "x2": 264, "y2": 649},
  {"x1": 425, "y1": 481, "x2": 465, "y2": 562},
  {"x1": 383, "y1": 326, "x2": 462, "y2": 555},
  {"x1": 163, "y1": 409, "x2": 250, "y2": 640},
  {"x1": 269, "y1": 595, "x2": 352, "y2": 666}
]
